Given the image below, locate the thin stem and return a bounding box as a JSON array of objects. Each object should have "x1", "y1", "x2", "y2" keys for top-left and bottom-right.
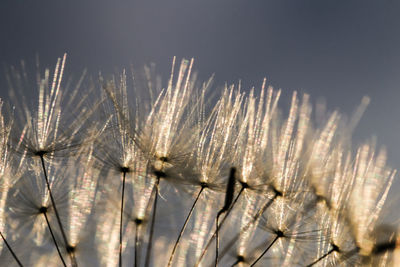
[
  {"x1": 250, "y1": 235, "x2": 280, "y2": 266},
  {"x1": 217, "y1": 192, "x2": 279, "y2": 261},
  {"x1": 119, "y1": 171, "x2": 127, "y2": 267},
  {"x1": 306, "y1": 247, "x2": 336, "y2": 267},
  {"x1": 217, "y1": 186, "x2": 243, "y2": 229},
  {"x1": 134, "y1": 222, "x2": 141, "y2": 267},
  {"x1": 39, "y1": 155, "x2": 77, "y2": 267},
  {"x1": 215, "y1": 168, "x2": 237, "y2": 267},
  {"x1": 215, "y1": 211, "x2": 223, "y2": 267},
  {"x1": 195, "y1": 186, "x2": 246, "y2": 266},
  {"x1": 167, "y1": 186, "x2": 205, "y2": 267},
  {"x1": 0, "y1": 230, "x2": 23, "y2": 267},
  {"x1": 144, "y1": 176, "x2": 160, "y2": 267},
  {"x1": 42, "y1": 211, "x2": 67, "y2": 267}
]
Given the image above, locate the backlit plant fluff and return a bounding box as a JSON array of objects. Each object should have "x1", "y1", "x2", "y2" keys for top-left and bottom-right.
[{"x1": 0, "y1": 55, "x2": 399, "y2": 267}]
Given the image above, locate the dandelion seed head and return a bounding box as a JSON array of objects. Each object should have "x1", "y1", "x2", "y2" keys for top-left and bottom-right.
[
  {"x1": 0, "y1": 56, "x2": 398, "y2": 267},
  {"x1": 8, "y1": 54, "x2": 101, "y2": 162},
  {"x1": 139, "y1": 58, "x2": 196, "y2": 164}
]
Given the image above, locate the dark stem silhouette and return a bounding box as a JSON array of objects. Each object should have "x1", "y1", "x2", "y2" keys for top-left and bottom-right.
[
  {"x1": 134, "y1": 220, "x2": 142, "y2": 267},
  {"x1": 167, "y1": 186, "x2": 205, "y2": 267},
  {"x1": 0, "y1": 230, "x2": 23, "y2": 267},
  {"x1": 41, "y1": 207, "x2": 67, "y2": 267},
  {"x1": 195, "y1": 185, "x2": 244, "y2": 267},
  {"x1": 217, "y1": 191, "x2": 279, "y2": 261},
  {"x1": 196, "y1": 187, "x2": 279, "y2": 267},
  {"x1": 38, "y1": 154, "x2": 77, "y2": 267},
  {"x1": 215, "y1": 168, "x2": 236, "y2": 267},
  {"x1": 144, "y1": 176, "x2": 160, "y2": 267},
  {"x1": 119, "y1": 170, "x2": 127, "y2": 267},
  {"x1": 250, "y1": 234, "x2": 281, "y2": 266},
  {"x1": 306, "y1": 244, "x2": 339, "y2": 267}
]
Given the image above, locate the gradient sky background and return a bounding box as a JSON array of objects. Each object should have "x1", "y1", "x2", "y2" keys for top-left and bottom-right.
[{"x1": 1, "y1": 1, "x2": 400, "y2": 180}]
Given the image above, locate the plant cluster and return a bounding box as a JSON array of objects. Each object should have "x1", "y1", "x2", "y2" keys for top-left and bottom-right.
[{"x1": 0, "y1": 55, "x2": 398, "y2": 266}]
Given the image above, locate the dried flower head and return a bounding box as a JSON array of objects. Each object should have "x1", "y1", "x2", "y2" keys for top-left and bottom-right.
[{"x1": 0, "y1": 56, "x2": 398, "y2": 267}]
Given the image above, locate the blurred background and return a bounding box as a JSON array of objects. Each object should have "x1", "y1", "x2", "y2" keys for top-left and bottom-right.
[{"x1": 1, "y1": 0, "x2": 400, "y2": 188}]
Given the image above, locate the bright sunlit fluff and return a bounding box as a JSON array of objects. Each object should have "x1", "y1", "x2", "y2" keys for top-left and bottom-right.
[{"x1": 0, "y1": 55, "x2": 398, "y2": 267}]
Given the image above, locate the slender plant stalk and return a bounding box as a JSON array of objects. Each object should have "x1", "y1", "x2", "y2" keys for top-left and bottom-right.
[
  {"x1": 215, "y1": 210, "x2": 224, "y2": 267},
  {"x1": 0, "y1": 230, "x2": 23, "y2": 267},
  {"x1": 217, "y1": 192, "x2": 279, "y2": 262},
  {"x1": 250, "y1": 235, "x2": 280, "y2": 266},
  {"x1": 306, "y1": 247, "x2": 336, "y2": 267},
  {"x1": 195, "y1": 186, "x2": 245, "y2": 267},
  {"x1": 167, "y1": 186, "x2": 205, "y2": 267},
  {"x1": 42, "y1": 210, "x2": 67, "y2": 267},
  {"x1": 220, "y1": 186, "x2": 243, "y2": 227},
  {"x1": 119, "y1": 171, "x2": 127, "y2": 267},
  {"x1": 144, "y1": 176, "x2": 160, "y2": 267},
  {"x1": 39, "y1": 155, "x2": 77, "y2": 267},
  {"x1": 215, "y1": 168, "x2": 236, "y2": 267},
  {"x1": 134, "y1": 222, "x2": 141, "y2": 267}
]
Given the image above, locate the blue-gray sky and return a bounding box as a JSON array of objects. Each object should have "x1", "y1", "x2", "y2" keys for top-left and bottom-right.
[{"x1": 1, "y1": 0, "x2": 400, "y2": 171}]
